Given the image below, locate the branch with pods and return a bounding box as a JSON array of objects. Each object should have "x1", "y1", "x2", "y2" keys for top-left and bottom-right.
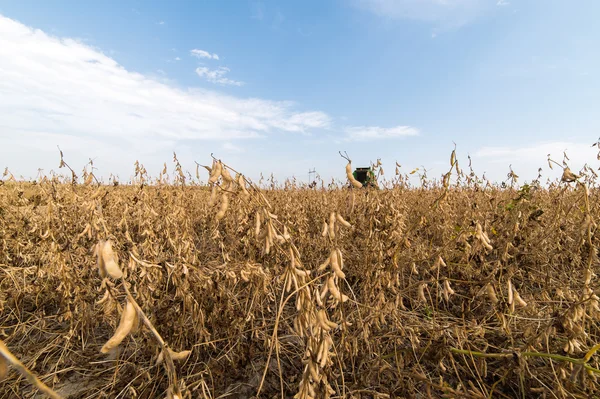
[
  {"x1": 93, "y1": 240, "x2": 190, "y2": 399},
  {"x1": 201, "y1": 156, "x2": 354, "y2": 399}
]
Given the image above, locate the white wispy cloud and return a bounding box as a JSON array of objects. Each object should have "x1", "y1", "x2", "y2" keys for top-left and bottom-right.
[
  {"x1": 157, "y1": 21, "x2": 165, "y2": 25},
  {"x1": 344, "y1": 125, "x2": 419, "y2": 141},
  {"x1": 354, "y1": 0, "x2": 495, "y2": 29},
  {"x1": 174, "y1": 56, "x2": 181, "y2": 61},
  {"x1": 190, "y1": 49, "x2": 219, "y2": 60},
  {"x1": 496, "y1": 0, "x2": 509, "y2": 6},
  {"x1": 195, "y1": 66, "x2": 244, "y2": 86},
  {"x1": 272, "y1": 10, "x2": 285, "y2": 29},
  {"x1": 251, "y1": 1, "x2": 265, "y2": 20},
  {"x1": 222, "y1": 142, "x2": 245, "y2": 154},
  {"x1": 0, "y1": 15, "x2": 330, "y2": 178}
]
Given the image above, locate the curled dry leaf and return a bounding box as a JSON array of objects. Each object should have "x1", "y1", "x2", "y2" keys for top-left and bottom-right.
[{"x1": 561, "y1": 167, "x2": 578, "y2": 183}]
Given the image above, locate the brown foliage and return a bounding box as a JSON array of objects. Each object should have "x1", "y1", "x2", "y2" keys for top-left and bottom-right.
[{"x1": 1, "y1": 154, "x2": 600, "y2": 398}]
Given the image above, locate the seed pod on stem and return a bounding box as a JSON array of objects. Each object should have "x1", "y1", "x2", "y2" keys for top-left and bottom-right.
[
  {"x1": 475, "y1": 222, "x2": 493, "y2": 251},
  {"x1": 255, "y1": 211, "x2": 261, "y2": 237},
  {"x1": 317, "y1": 253, "x2": 331, "y2": 272},
  {"x1": 430, "y1": 255, "x2": 446, "y2": 271},
  {"x1": 94, "y1": 240, "x2": 107, "y2": 278},
  {"x1": 320, "y1": 282, "x2": 329, "y2": 302},
  {"x1": 327, "y1": 276, "x2": 341, "y2": 301},
  {"x1": 328, "y1": 212, "x2": 336, "y2": 239},
  {"x1": 417, "y1": 283, "x2": 427, "y2": 302},
  {"x1": 315, "y1": 288, "x2": 324, "y2": 307},
  {"x1": 321, "y1": 221, "x2": 328, "y2": 237},
  {"x1": 442, "y1": 172, "x2": 451, "y2": 188},
  {"x1": 346, "y1": 162, "x2": 362, "y2": 188},
  {"x1": 294, "y1": 267, "x2": 310, "y2": 277},
  {"x1": 0, "y1": 355, "x2": 7, "y2": 379},
  {"x1": 337, "y1": 249, "x2": 344, "y2": 270},
  {"x1": 486, "y1": 283, "x2": 499, "y2": 304},
  {"x1": 208, "y1": 160, "x2": 222, "y2": 184},
  {"x1": 443, "y1": 279, "x2": 455, "y2": 301},
  {"x1": 221, "y1": 166, "x2": 233, "y2": 184},
  {"x1": 330, "y1": 249, "x2": 345, "y2": 279},
  {"x1": 316, "y1": 309, "x2": 332, "y2": 331},
  {"x1": 308, "y1": 362, "x2": 320, "y2": 383},
  {"x1": 156, "y1": 349, "x2": 191, "y2": 365},
  {"x1": 208, "y1": 185, "x2": 217, "y2": 206},
  {"x1": 283, "y1": 225, "x2": 291, "y2": 240},
  {"x1": 101, "y1": 300, "x2": 138, "y2": 353},
  {"x1": 100, "y1": 240, "x2": 123, "y2": 279},
  {"x1": 513, "y1": 288, "x2": 527, "y2": 307},
  {"x1": 215, "y1": 193, "x2": 229, "y2": 220},
  {"x1": 284, "y1": 270, "x2": 293, "y2": 293},
  {"x1": 336, "y1": 213, "x2": 352, "y2": 228},
  {"x1": 238, "y1": 174, "x2": 250, "y2": 199}
]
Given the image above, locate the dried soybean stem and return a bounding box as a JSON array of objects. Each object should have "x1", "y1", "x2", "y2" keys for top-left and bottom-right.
[
  {"x1": 0, "y1": 340, "x2": 63, "y2": 399},
  {"x1": 122, "y1": 283, "x2": 181, "y2": 397},
  {"x1": 256, "y1": 271, "x2": 328, "y2": 397},
  {"x1": 450, "y1": 347, "x2": 600, "y2": 374}
]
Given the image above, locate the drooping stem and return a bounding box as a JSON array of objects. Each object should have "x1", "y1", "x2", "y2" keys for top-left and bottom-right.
[
  {"x1": 122, "y1": 280, "x2": 181, "y2": 397},
  {"x1": 450, "y1": 347, "x2": 600, "y2": 374},
  {"x1": 0, "y1": 340, "x2": 63, "y2": 399}
]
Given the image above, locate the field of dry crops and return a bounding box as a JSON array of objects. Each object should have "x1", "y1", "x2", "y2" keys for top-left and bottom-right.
[{"x1": 2, "y1": 152, "x2": 600, "y2": 399}]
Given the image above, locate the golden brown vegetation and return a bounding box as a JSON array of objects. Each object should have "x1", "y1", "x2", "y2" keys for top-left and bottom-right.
[{"x1": 2, "y1": 150, "x2": 600, "y2": 398}]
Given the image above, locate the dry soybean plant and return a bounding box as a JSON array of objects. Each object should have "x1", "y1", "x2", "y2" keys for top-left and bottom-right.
[
  {"x1": 94, "y1": 239, "x2": 189, "y2": 399},
  {"x1": 3, "y1": 146, "x2": 600, "y2": 398}
]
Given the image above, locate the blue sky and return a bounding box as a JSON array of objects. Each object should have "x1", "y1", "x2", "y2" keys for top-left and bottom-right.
[{"x1": 0, "y1": 0, "x2": 599, "y2": 184}]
